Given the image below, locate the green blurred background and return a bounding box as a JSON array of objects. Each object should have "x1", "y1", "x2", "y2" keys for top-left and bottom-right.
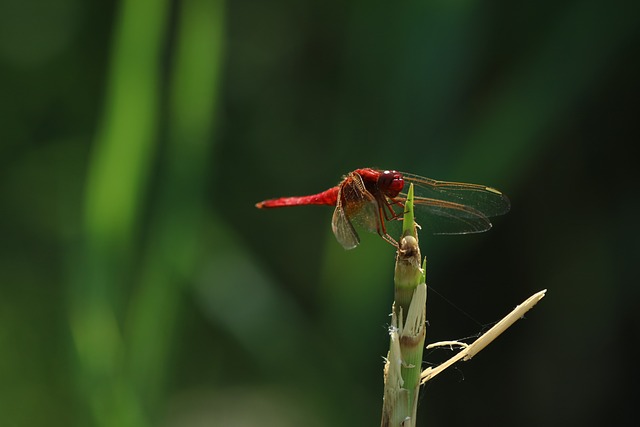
[{"x1": 1, "y1": 0, "x2": 639, "y2": 426}]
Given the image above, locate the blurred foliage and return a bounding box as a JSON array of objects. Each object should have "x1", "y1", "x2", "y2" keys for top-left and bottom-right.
[{"x1": 1, "y1": 0, "x2": 639, "y2": 426}]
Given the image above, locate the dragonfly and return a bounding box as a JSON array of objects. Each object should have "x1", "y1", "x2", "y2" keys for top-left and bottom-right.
[{"x1": 255, "y1": 168, "x2": 510, "y2": 250}]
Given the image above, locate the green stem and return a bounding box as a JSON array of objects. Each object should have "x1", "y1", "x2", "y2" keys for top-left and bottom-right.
[{"x1": 381, "y1": 184, "x2": 427, "y2": 427}]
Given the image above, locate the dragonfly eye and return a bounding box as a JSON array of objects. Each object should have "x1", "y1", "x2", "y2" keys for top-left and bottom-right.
[{"x1": 378, "y1": 170, "x2": 404, "y2": 197}]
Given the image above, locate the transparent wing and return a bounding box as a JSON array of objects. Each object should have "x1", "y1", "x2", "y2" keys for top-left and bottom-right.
[
  {"x1": 399, "y1": 172, "x2": 511, "y2": 235},
  {"x1": 331, "y1": 173, "x2": 380, "y2": 249},
  {"x1": 332, "y1": 200, "x2": 360, "y2": 249},
  {"x1": 411, "y1": 197, "x2": 493, "y2": 234}
]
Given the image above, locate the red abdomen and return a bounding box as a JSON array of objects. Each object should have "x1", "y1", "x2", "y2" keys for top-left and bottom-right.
[{"x1": 255, "y1": 186, "x2": 340, "y2": 208}]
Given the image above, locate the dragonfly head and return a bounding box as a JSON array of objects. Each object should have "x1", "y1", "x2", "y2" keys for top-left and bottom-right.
[{"x1": 378, "y1": 170, "x2": 404, "y2": 197}]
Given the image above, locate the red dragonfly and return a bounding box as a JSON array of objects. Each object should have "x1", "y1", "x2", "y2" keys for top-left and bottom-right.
[{"x1": 256, "y1": 168, "x2": 510, "y2": 250}]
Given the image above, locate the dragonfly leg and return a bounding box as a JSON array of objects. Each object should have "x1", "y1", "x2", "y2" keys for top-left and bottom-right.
[
  {"x1": 381, "y1": 232, "x2": 399, "y2": 247},
  {"x1": 381, "y1": 198, "x2": 403, "y2": 221},
  {"x1": 391, "y1": 199, "x2": 422, "y2": 230},
  {"x1": 377, "y1": 204, "x2": 399, "y2": 247}
]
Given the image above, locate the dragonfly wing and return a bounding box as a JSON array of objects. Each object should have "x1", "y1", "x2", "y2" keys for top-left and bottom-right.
[
  {"x1": 401, "y1": 172, "x2": 511, "y2": 218},
  {"x1": 332, "y1": 202, "x2": 360, "y2": 249},
  {"x1": 398, "y1": 172, "x2": 510, "y2": 234},
  {"x1": 331, "y1": 173, "x2": 381, "y2": 249},
  {"x1": 412, "y1": 197, "x2": 492, "y2": 234},
  {"x1": 341, "y1": 173, "x2": 381, "y2": 233}
]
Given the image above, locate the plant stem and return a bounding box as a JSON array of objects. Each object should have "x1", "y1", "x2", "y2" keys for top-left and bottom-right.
[{"x1": 381, "y1": 184, "x2": 427, "y2": 427}]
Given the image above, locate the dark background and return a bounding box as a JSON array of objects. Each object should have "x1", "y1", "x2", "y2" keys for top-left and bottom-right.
[{"x1": 1, "y1": 0, "x2": 639, "y2": 426}]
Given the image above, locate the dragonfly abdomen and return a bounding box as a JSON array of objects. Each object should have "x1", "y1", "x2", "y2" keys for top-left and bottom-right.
[{"x1": 255, "y1": 186, "x2": 340, "y2": 208}]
